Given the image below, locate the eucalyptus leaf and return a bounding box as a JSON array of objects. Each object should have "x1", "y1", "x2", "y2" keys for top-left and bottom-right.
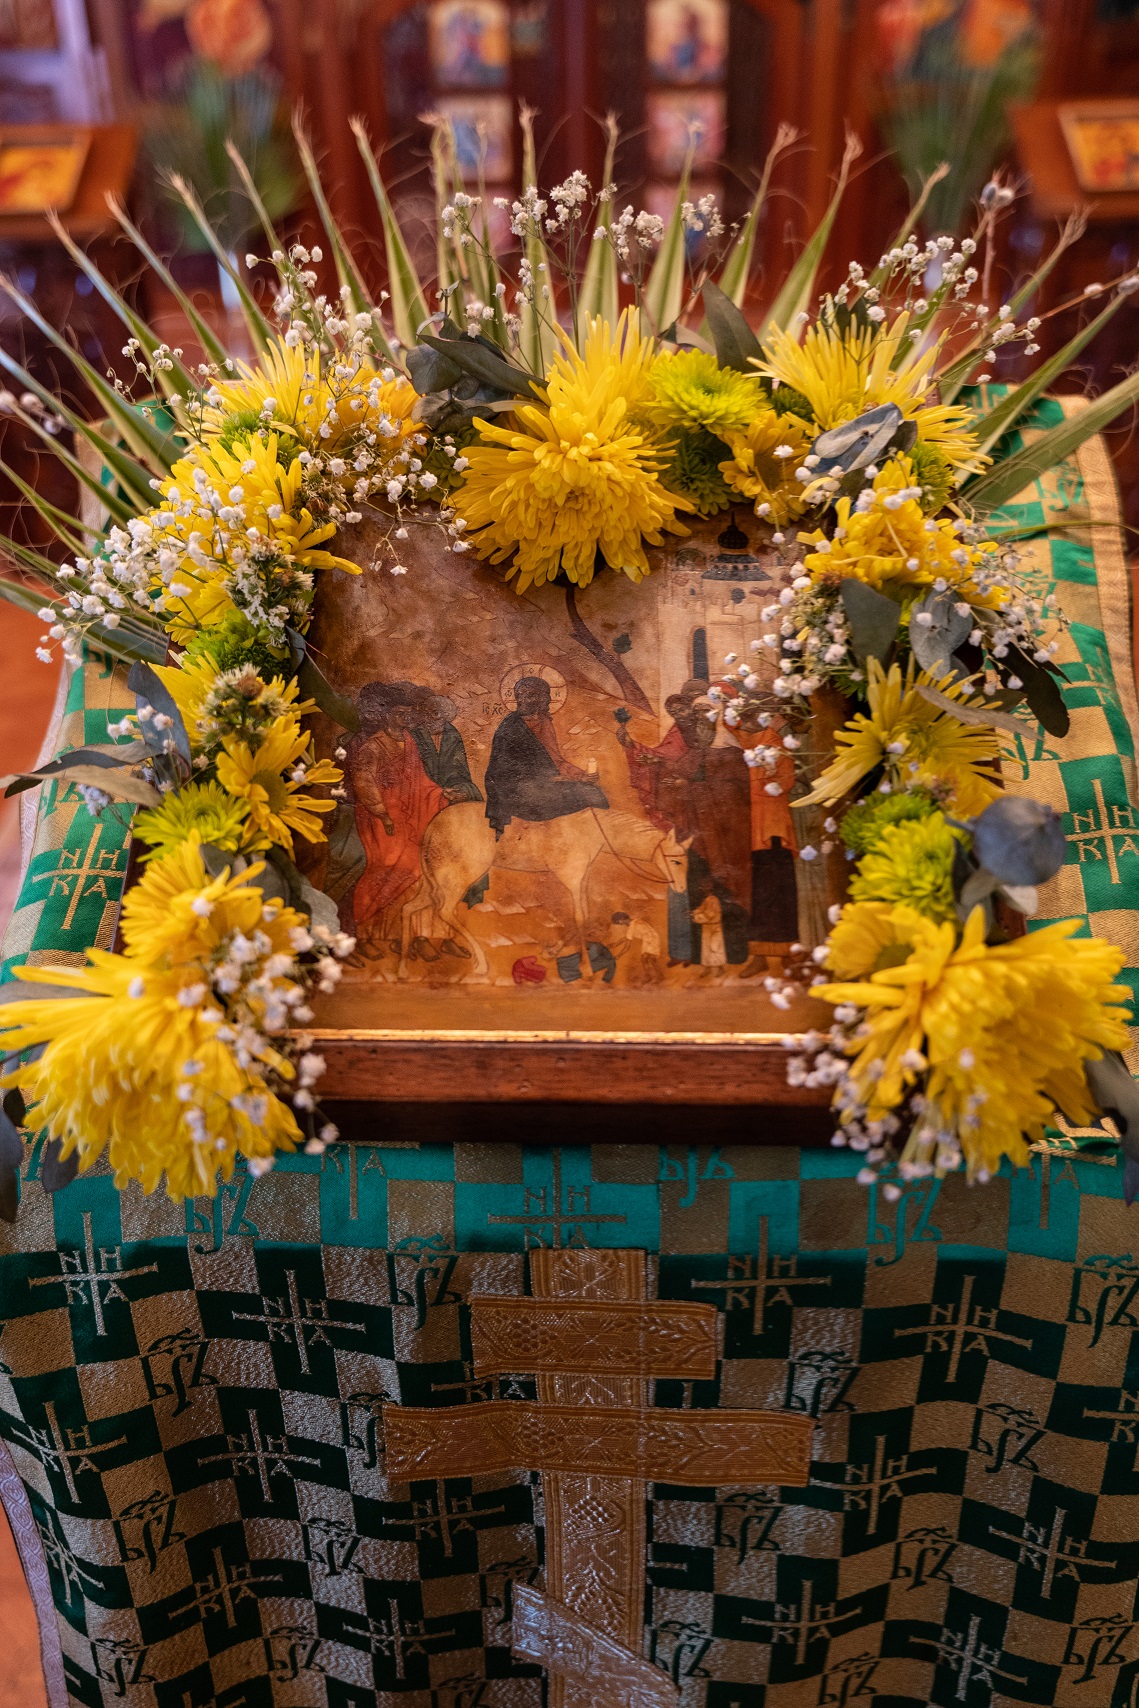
[
  {"x1": 3, "y1": 755, "x2": 126, "y2": 798},
  {"x1": 244, "y1": 855, "x2": 291, "y2": 907},
  {"x1": 659, "y1": 320, "x2": 716, "y2": 354},
  {"x1": 198, "y1": 842, "x2": 242, "y2": 880},
  {"x1": 406, "y1": 345, "x2": 464, "y2": 395},
  {"x1": 970, "y1": 796, "x2": 1066, "y2": 886},
  {"x1": 0, "y1": 1094, "x2": 23, "y2": 1223},
  {"x1": 41, "y1": 1138, "x2": 79, "y2": 1195},
  {"x1": 841, "y1": 579, "x2": 901, "y2": 666},
  {"x1": 1000, "y1": 883, "x2": 1039, "y2": 915},
  {"x1": 909, "y1": 590, "x2": 974, "y2": 677},
  {"x1": 128, "y1": 661, "x2": 191, "y2": 764},
  {"x1": 1083, "y1": 1050, "x2": 1139, "y2": 1204},
  {"x1": 419, "y1": 334, "x2": 538, "y2": 399},
  {"x1": 42, "y1": 765, "x2": 160, "y2": 807},
  {"x1": 1006, "y1": 647, "x2": 1069, "y2": 738},
  {"x1": 287, "y1": 630, "x2": 360, "y2": 733},
  {"x1": 266, "y1": 848, "x2": 339, "y2": 932},
  {"x1": 701, "y1": 281, "x2": 762, "y2": 373},
  {"x1": 298, "y1": 875, "x2": 341, "y2": 937},
  {"x1": 24, "y1": 746, "x2": 140, "y2": 776},
  {"x1": 914, "y1": 683, "x2": 1024, "y2": 735},
  {"x1": 958, "y1": 867, "x2": 1000, "y2": 914},
  {"x1": 812, "y1": 404, "x2": 904, "y2": 479}
]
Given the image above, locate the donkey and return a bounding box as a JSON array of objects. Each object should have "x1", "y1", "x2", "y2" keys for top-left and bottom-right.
[{"x1": 397, "y1": 803, "x2": 690, "y2": 979}]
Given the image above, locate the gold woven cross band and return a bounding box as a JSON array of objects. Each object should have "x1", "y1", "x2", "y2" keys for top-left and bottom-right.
[{"x1": 380, "y1": 1249, "x2": 814, "y2": 1707}]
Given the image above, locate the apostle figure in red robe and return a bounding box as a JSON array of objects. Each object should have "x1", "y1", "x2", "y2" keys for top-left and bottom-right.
[{"x1": 346, "y1": 682, "x2": 479, "y2": 950}]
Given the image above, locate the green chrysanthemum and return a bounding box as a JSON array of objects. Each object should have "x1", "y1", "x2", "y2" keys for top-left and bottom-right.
[
  {"x1": 183, "y1": 610, "x2": 286, "y2": 679},
  {"x1": 134, "y1": 782, "x2": 252, "y2": 860},
  {"x1": 840, "y1": 789, "x2": 940, "y2": 856},
  {"x1": 764, "y1": 381, "x2": 816, "y2": 423},
  {"x1": 849, "y1": 812, "x2": 961, "y2": 921},
  {"x1": 647, "y1": 349, "x2": 761, "y2": 437},
  {"x1": 662, "y1": 428, "x2": 735, "y2": 515},
  {"x1": 908, "y1": 439, "x2": 955, "y2": 511}
]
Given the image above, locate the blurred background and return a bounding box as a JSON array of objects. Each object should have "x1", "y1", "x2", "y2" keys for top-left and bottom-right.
[{"x1": 0, "y1": 0, "x2": 1138, "y2": 1676}]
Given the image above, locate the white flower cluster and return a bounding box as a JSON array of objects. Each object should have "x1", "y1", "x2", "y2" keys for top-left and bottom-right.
[
  {"x1": 835, "y1": 235, "x2": 1046, "y2": 371},
  {"x1": 728, "y1": 530, "x2": 1062, "y2": 716},
  {"x1": 163, "y1": 902, "x2": 355, "y2": 1161},
  {"x1": 789, "y1": 1017, "x2": 970, "y2": 1194},
  {"x1": 680, "y1": 195, "x2": 725, "y2": 238},
  {"x1": 600, "y1": 205, "x2": 665, "y2": 262}
]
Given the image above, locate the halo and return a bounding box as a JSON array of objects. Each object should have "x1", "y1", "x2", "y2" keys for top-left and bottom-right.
[{"x1": 499, "y1": 663, "x2": 568, "y2": 713}]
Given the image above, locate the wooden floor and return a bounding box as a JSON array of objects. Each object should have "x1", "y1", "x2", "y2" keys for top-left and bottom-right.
[
  {"x1": 0, "y1": 1506, "x2": 48, "y2": 1707},
  {"x1": 0, "y1": 601, "x2": 57, "y2": 1700}
]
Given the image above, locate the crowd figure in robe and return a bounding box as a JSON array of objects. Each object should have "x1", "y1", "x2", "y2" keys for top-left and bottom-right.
[
  {"x1": 340, "y1": 680, "x2": 480, "y2": 958},
  {"x1": 616, "y1": 677, "x2": 753, "y2": 969}
]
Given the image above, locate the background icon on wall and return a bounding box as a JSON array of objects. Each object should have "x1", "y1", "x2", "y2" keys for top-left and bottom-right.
[
  {"x1": 433, "y1": 93, "x2": 513, "y2": 178},
  {"x1": 429, "y1": 0, "x2": 511, "y2": 89},
  {"x1": 646, "y1": 88, "x2": 725, "y2": 175},
  {"x1": 646, "y1": 0, "x2": 728, "y2": 85},
  {"x1": 1061, "y1": 98, "x2": 1139, "y2": 192},
  {"x1": 0, "y1": 125, "x2": 89, "y2": 213}
]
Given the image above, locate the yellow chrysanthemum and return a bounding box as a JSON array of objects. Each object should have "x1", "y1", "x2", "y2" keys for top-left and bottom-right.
[
  {"x1": 817, "y1": 907, "x2": 1131, "y2": 1174},
  {"x1": 548, "y1": 309, "x2": 661, "y2": 418},
  {"x1": 756, "y1": 310, "x2": 981, "y2": 473},
  {"x1": 797, "y1": 658, "x2": 1003, "y2": 815},
  {"x1": 825, "y1": 899, "x2": 931, "y2": 979},
  {"x1": 848, "y1": 812, "x2": 961, "y2": 921},
  {"x1": 152, "y1": 433, "x2": 359, "y2": 645},
  {"x1": 719, "y1": 407, "x2": 814, "y2": 526},
  {"x1": 215, "y1": 717, "x2": 341, "y2": 853},
  {"x1": 645, "y1": 350, "x2": 762, "y2": 437},
  {"x1": 204, "y1": 336, "x2": 419, "y2": 459},
  {"x1": 454, "y1": 312, "x2": 691, "y2": 591},
  {"x1": 799, "y1": 456, "x2": 1001, "y2": 596},
  {"x1": 0, "y1": 838, "x2": 307, "y2": 1197},
  {"x1": 134, "y1": 782, "x2": 251, "y2": 859}
]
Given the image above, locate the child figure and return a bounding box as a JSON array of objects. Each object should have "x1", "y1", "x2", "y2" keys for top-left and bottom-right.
[
  {"x1": 611, "y1": 911, "x2": 664, "y2": 985},
  {"x1": 690, "y1": 893, "x2": 727, "y2": 973}
]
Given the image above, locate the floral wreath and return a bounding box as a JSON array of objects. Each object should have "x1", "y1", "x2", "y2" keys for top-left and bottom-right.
[{"x1": 0, "y1": 116, "x2": 1137, "y2": 1204}]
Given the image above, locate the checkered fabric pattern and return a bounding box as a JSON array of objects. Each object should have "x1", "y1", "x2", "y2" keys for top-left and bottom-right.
[
  {"x1": 1, "y1": 1141, "x2": 1138, "y2": 1708},
  {"x1": 2, "y1": 400, "x2": 1139, "y2": 1708}
]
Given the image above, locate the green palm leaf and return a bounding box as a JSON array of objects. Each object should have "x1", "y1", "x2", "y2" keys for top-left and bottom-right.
[
  {"x1": 642, "y1": 143, "x2": 694, "y2": 335},
  {"x1": 351, "y1": 118, "x2": 431, "y2": 351},
  {"x1": 45, "y1": 213, "x2": 198, "y2": 404},
  {"x1": 517, "y1": 105, "x2": 558, "y2": 375},
  {"x1": 578, "y1": 114, "x2": 620, "y2": 337},
  {"x1": 765, "y1": 131, "x2": 861, "y2": 333},
  {"x1": 716, "y1": 123, "x2": 798, "y2": 307},
  {"x1": 0, "y1": 278, "x2": 180, "y2": 478},
  {"x1": 962, "y1": 291, "x2": 1127, "y2": 471},
  {"x1": 962, "y1": 375, "x2": 1139, "y2": 513},
  {"x1": 166, "y1": 173, "x2": 274, "y2": 356},
  {"x1": 105, "y1": 196, "x2": 232, "y2": 371},
  {"x1": 0, "y1": 344, "x2": 159, "y2": 510}
]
